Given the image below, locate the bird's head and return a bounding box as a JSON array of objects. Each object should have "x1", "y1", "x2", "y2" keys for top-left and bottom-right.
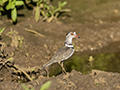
[{"x1": 66, "y1": 31, "x2": 80, "y2": 39}]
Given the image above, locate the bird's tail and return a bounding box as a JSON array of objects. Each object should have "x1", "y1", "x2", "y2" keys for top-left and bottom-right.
[
  {"x1": 38, "y1": 61, "x2": 52, "y2": 71},
  {"x1": 42, "y1": 60, "x2": 56, "y2": 68}
]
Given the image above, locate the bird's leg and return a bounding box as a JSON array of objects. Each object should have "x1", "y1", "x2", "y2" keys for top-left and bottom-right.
[
  {"x1": 58, "y1": 61, "x2": 66, "y2": 74},
  {"x1": 61, "y1": 61, "x2": 67, "y2": 74},
  {"x1": 44, "y1": 67, "x2": 49, "y2": 77}
]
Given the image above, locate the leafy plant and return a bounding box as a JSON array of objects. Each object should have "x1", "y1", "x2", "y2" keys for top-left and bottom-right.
[
  {"x1": 22, "y1": 84, "x2": 34, "y2": 90},
  {"x1": 0, "y1": 0, "x2": 24, "y2": 22},
  {"x1": 0, "y1": 0, "x2": 6, "y2": 17},
  {"x1": 6, "y1": 0, "x2": 24, "y2": 22},
  {"x1": 34, "y1": 0, "x2": 69, "y2": 22},
  {"x1": 21, "y1": 81, "x2": 51, "y2": 90},
  {"x1": 0, "y1": 0, "x2": 70, "y2": 23},
  {"x1": 40, "y1": 81, "x2": 51, "y2": 90},
  {"x1": 18, "y1": 36, "x2": 24, "y2": 48},
  {"x1": 0, "y1": 27, "x2": 5, "y2": 35}
]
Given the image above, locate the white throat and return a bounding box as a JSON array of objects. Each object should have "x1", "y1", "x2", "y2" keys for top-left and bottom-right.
[{"x1": 65, "y1": 36, "x2": 73, "y2": 44}]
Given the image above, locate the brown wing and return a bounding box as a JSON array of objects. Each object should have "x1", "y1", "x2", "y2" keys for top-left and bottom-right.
[
  {"x1": 43, "y1": 46, "x2": 74, "y2": 67},
  {"x1": 50, "y1": 46, "x2": 74, "y2": 61}
]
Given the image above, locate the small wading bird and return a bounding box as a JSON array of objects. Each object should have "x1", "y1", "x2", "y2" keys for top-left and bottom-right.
[{"x1": 42, "y1": 31, "x2": 80, "y2": 77}]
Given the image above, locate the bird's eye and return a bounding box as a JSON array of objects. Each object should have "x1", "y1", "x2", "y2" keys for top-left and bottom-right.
[{"x1": 71, "y1": 33, "x2": 74, "y2": 35}]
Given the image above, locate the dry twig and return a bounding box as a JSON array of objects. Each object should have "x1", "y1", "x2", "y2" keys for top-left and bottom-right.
[{"x1": 25, "y1": 28, "x2": 45, "y2": 38}]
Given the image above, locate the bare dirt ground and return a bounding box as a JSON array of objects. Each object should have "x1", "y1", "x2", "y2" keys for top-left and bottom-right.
[
  {"x1": 0, "y1": 18, "x2": 120, "y2": 90},
  {"x1": 1, "y1": 0, "x2": 120, "y2": 90}
]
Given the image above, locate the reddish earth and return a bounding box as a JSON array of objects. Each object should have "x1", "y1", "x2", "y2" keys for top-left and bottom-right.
[
  {"x1": 0, "y1": 18, "x2": 120, "y2": 90},
  {"x1": 1, "y1": 0, "x2": 120, "y2": 90}
]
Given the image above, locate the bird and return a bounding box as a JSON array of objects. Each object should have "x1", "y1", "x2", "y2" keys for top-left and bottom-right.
[{"x1": 42, "y1": 31, "x2": 80, "y2": 77}]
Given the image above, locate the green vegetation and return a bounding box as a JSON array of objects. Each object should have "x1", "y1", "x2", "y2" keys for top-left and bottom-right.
[
  {"x1": 0, "y1": 0, "x2": 69, "y2": 23},
  {"x1": 7, "y1": 29, "x2": 24, "y2": 49},
  {"x1": 34, "y1": 0, "x2": 68, "y2": 22},
  {"x1": 22, "y1": 81, "x2": 51, "y2": 90},
  {"x1": 49, "y1": 52, "x2": 120, "y2": 76},
  {"x1": 0, "y1": 0, "x2": 24, "y2": 22},
  {"x1": 40, "y1": 81, "x2": 51, "y2": 90},
  {"x1": 0, "y1": 27, "x2": 5, "y2": 35},
  {"x1": 65, "y1": 53, "x2": 116, "y2": 74},
  {"x1": 22, "y1": 84, "x2": 34, "y2": 90}
]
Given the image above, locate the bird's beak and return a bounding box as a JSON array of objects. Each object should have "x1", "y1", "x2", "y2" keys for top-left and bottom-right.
[{"x1": 75, "y1": 35, "x2": 80, "y2": 38}]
